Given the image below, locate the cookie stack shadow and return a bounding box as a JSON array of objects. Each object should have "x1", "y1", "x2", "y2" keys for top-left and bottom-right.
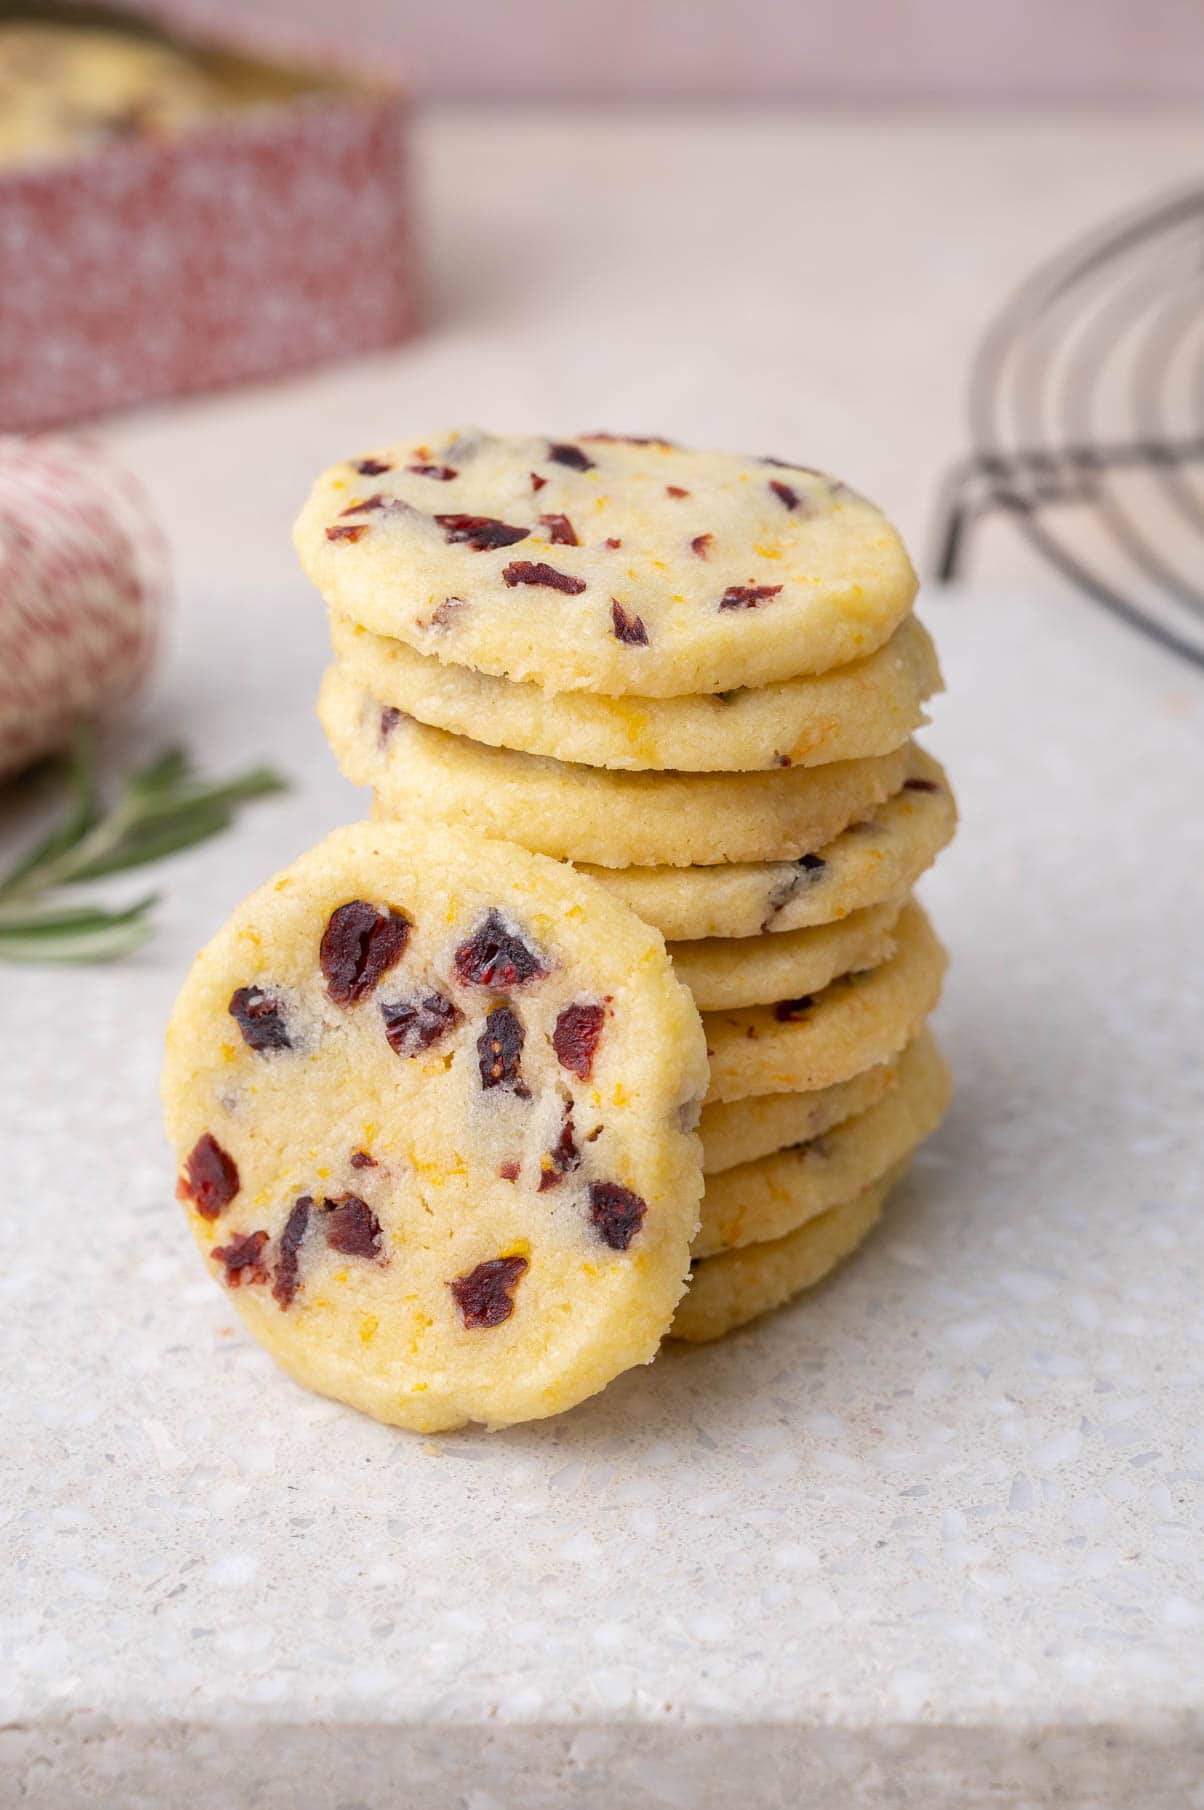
[{"x1": 301, "y1": 429, "x2": 957, "y2": 1343}]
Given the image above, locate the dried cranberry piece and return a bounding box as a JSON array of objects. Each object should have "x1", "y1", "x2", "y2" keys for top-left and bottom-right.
[
  {"x1": 272, "y1": 1196, "x2": 311, "y2": 1308},
  {"x1": 769, "y1": 479, "x2": 799, "y2": 510},
  {"x1": 381, "y1": 990, "x2": 462, "y2": 1056},
  {"x1": 539, "y1": 512, "x2": 579, "y2": 546},
  {"x1": 774, "y1": 995, "x2": 814, "y2": 1022},
  {"x1": 453, "y1": 910, "x2": 546, "y2": 988},
  {"x1": 211, "y1": 1229, "x2": 269, "y2": 1288},
  {"x1": 450, "y1": 1255, "x2": 529, "y2": 1328},
  {"x1": 353, "y1": 457, "x2": 392, "y2": 476},
  {"x1": 539, "y1": 1107, "x2": 580, "y2": 1191},
  {"x1": 323, "y1": 1194, "x2": 383, "y2": 1258},
  {"x1": 350, "y1": 1150, "x2": 377, "y2": 1169},
  {"x1": 530, "y1": 471, "x2": 547, "y2": 491},
  {"x1": 580, "y1": 432, "x2": 675, "y2": 447},
  {"x1": 340, "y1": 493, "x2": 389, "y2": 515},
  {"x1": 547, "y1": 442, "x2": 594, "y2": 471},
  {"x1": 904, "y1": 777, "x2": 940, "y2": 793},
  {"x1": 477, "y1": 1005, "x2": 530, "y2": 1097},
  {"x1": 228, "y1": 986, "x2": 291, "y2": 1052},
  {"x1": 719, "y1": 584, "x2": 783, "y2": 611},
  {"x1": 408, "y1": 463, "x2": 458, "y2": 480},
  {"x1": 326, "y1": 524, "x2": 368, "y2": 543},
  {"x1": 321, "y1": 902, "x2": 411, "y2": 1006},
  {"x1": 798, "y1": 852, "x2": 827, "y2": 874},
  {"x1": 499, "y1": 1159, "x2": 521, "y2": 1182},
  {"x1": 665, "y1": 485, "x2": 689, "y2": 498},
  {"x1": 691, "y1": 533, "x2": 714, "y2": 558},
  {"x1": 180, "y1": 1133, "x2": 240, "y2": 1220},
  {"x1": 774, "y1": 754, "x2": 792, "y2": 769},
  {"x1": 588, "y1": 1182, "x2": 647, "y2": 1251},
  {"x1": 434, "y1": 513, "x2": 529, "y2": 551},
  {"x1": 380, "y1": 705, "x2": 404, "y2": 743},
  {"x1": 553, "y1": 1001, "x2": 606, "y2": 1080},
  {"x1": 604, "y1": 536, "x2": 622, "y2": 548},
  {"x1": 502, "y1": 560, "x2": 587, "y2": 595},
  {"x1": 610, "y1": 600, "x2": 649, "y2": 646},
  {"x1": 427, "y1": 597, "x2": 464, "y2": 630}
]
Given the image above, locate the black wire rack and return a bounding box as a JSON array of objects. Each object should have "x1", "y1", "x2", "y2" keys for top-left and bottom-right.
[{"x1": 932, "y1": 184, "x2": 1204, "y2": 672}]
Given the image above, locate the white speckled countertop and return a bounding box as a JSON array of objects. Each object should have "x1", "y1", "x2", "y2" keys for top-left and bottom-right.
[{"x1": 2, "y1": 107, "x2": 1203, "y2": 1810}]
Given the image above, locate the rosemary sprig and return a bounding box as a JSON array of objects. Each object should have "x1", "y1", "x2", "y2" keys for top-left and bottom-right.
[{"x1": 0, "y1": 728, "x2": 287, "y2": 964}]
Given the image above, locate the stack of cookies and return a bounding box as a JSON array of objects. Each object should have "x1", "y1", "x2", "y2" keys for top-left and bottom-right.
[{"x1": 297, "y1": 429, "x2": 956, "y2": 1346}]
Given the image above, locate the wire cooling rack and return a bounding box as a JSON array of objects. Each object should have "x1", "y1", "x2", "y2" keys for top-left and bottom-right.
[{"x1": 932, "y1": 185, "x2": 1204, "y2": 671}]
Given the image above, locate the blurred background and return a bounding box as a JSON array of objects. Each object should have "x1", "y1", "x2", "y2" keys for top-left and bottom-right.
[{"x1": 2, "y1": 0, "x2": 1204, "y2": 785}]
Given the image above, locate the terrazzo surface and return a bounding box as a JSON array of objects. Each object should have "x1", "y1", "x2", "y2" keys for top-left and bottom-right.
[{"x1": 1, "y1": 575, "x2": 1201, "y2": 1807}]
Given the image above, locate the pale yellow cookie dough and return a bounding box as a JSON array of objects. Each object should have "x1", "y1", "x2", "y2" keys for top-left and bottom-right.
[
  {"x1": 0, "y1": 22, "x2": 223, "y2": 166},
  {"x1": 323, "y1": 663, "x2": 909, "y2": 869},
  {"x1": 329, "y1": 610, "x2": 939, "y2": 773},
  {"x1": 668, "y1": 897, "x2": 902, "y2": 1011},
  {"x1": 699, "y1": 1052, "x2": 900, "y2": 1175},
  {"x1": 694, "y1": 1029, "x2": 948, "y2": 1256},
  {"x1": 162, "y1": 820, "x2": 707, "y2": 1434},
  {"x1": 671, "y1": 1163, "x2": 906, "y2": 1342},
  {"x1": 296, "y1": 429, "x2": 918, "y2": 697},
  {"x1": 584, "y1": 746, "x2": 955, "y2": 939},
  {"x1": 703, "y1": 900, "x2": 946, "y2": 1103}
]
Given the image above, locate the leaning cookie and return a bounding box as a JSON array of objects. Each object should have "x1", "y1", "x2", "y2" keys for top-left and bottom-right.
[
  {"x1": 329, "y1": 611, "x2": 940, "y2": 773},
  {"x1": 296, "y1": 429, "x2": 918, "y2": 698},
  {"x1": 671, "y1": 1163, "x2": 907, "y2": 1343},
  {"x1": 667, "y1": 897, "x2": 902, "y2": 1011},
  {"x1": 162, "y1": 821, "x2": 707, "y2": 1433}
]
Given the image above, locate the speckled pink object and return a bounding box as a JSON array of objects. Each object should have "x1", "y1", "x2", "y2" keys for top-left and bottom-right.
[{"x1": 0, "y1": 437, "x2": 167, "y2": 777}]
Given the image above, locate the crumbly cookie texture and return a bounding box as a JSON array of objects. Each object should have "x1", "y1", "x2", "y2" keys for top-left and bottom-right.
[
  {"x1": 668, "y1": 897, "x2": 902, "y2": 1011},
  {"x1": 584, "y1": 746, "x2": 955, "y2": 938},
  {"x1": 694, "y1": 1029, "x2": 948, "y2": 1256},
  {"x1": 162, "y1": 821, "x2": 707, "y2": 1433},
  {"x1": 324, "y1": 663, "x2": 908, "y2": 869},
  {"x1": 699, "y1": 1053, "x2": 901, "y2": 1175},
  {"x1": 329, "y1": 610, "x2": 939, "y2": 773},
  {"x1": 703, "y1": 900, "x2": 946, "y2": 1104},
  {"x1": 0, "y1": 23, "x2": 223, "y2": 166},
  {"x1": 671, "y1": 1163, "x2": 906, "y2": 1343},
  {"x1": 295, "y1": 429, "x2": 917, "y2": 698}
]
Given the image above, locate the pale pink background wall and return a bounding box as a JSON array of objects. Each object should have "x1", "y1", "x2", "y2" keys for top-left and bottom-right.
[{"x1": 189, "y1": 0, "x2": 1204, "y2": 99}]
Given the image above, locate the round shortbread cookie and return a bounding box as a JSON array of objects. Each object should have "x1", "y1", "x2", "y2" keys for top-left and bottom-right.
[
  {"x1": 328, "y1": 610, "x2": 939, "y2": 773},
  {"x1": 668, "y1": 897, "x2": 902, "y2": 1012},
  {"x1": 322, "y1": 664, "x2": 908, "y2": 870},
  {"x1": 703, "y1": 900, "x2": 946, "y2": 1104},
  {"x1": 700, "y1": 1053, "x2": 900, "y2": 1175},
  {"x1": 583, "y1": 746, "x2": 955, "y2": 939},
  {"x1": 0, "y1": 23, "x2": 223, "y2": 166},
  {"x1": 295, "y1": 429, "x2": 917, "y2": 698},
  {"x1": 671, "y1": 1163, "x2": 905, "y2": 1343},
  {"x1": 694, "y1": 1029, "x2": 948, "y2": 1256},
  {"x1": 162, "y1": 821, "x2": 708, "y2": 1434}
]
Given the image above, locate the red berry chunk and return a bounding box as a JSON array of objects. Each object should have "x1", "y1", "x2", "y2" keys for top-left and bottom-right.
[
  {"x1": 211, "y1": 1229, "x2": 269, "y2": 1288},
  {"x1": 502, "y1": 560, "x2": 587, "y2": 595},
  {"x1": 547, "y1": 442, "x2": 595, "y2": 471},
  {"x1": 552, "y1": 1001, "x2": 606, "y2": 1080},
  {"x1": 538, "y1": 1107, "x2": 580, "y2": 1191},
  {"x1": 353, "y1": 457, "x2": 392, "y2": 476},
  {"x1": 381, "y1": 990, "x2": 462, "y2": 1056},
  {"x1": 272, "y1": 1196, "x2": 311, "y2": 1308},
  {"x1": 665, "y1": 485, "x2": 689, "y2": 498},
  {"x1": 904, "y1": 777, "x2": 940, "y2": 792},
  {"x1": 408, "y1": 463, "x2": 458, "y2": 480},
  {"x1": 228, "y1": 986, "x2": 290, "y2": 1052},
  {"x1": 434, "y1": 513, "x2": 529, "y2": 551},
  {"x1": 610, "y1": 599, "x2": 648, "y2": 646},
  {"x1": 769, "y1": 479, "x2": 799, "y2": 510},
  {"x1": 691, "y1": 533, "x2": 714, "y2": 558},
  {"x1": 539, "y1": 512, "x2": 579, "y2": 546},
  {"x1": 453, "y1": 910, "x2": 546, "y2": 988},
  {"x1": 719, "y1": 584, "x2": 783, "y2": 611},
  {"x1": 476, "y1": 1005, "x2": 530, "y2": 1097},
  {"x1": 350, "y1": 1150, "x2": 377, "y2": 1169},
  {"x1": 180, "y1": 1133, "x2": 240, "y2": 1220},
  {"x1": 325, "y1": 524, "x2": 369, "y2": 543},
  {"x1": 774, "y1": 995, "x2": 814, "y2": 1022},
  {"x1": 588, "y1": 1182, "x2": 647, "y2": 1251},
  {"x1": 450, "y1": 1255, "x2": 529, "y2": 1328},
  {"x1": 323, "y1": 1195, "x2": 383, "y2": 1259},
  {"x1": 321, "y1": 902, "x2": 411, "y2": 1006}
]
